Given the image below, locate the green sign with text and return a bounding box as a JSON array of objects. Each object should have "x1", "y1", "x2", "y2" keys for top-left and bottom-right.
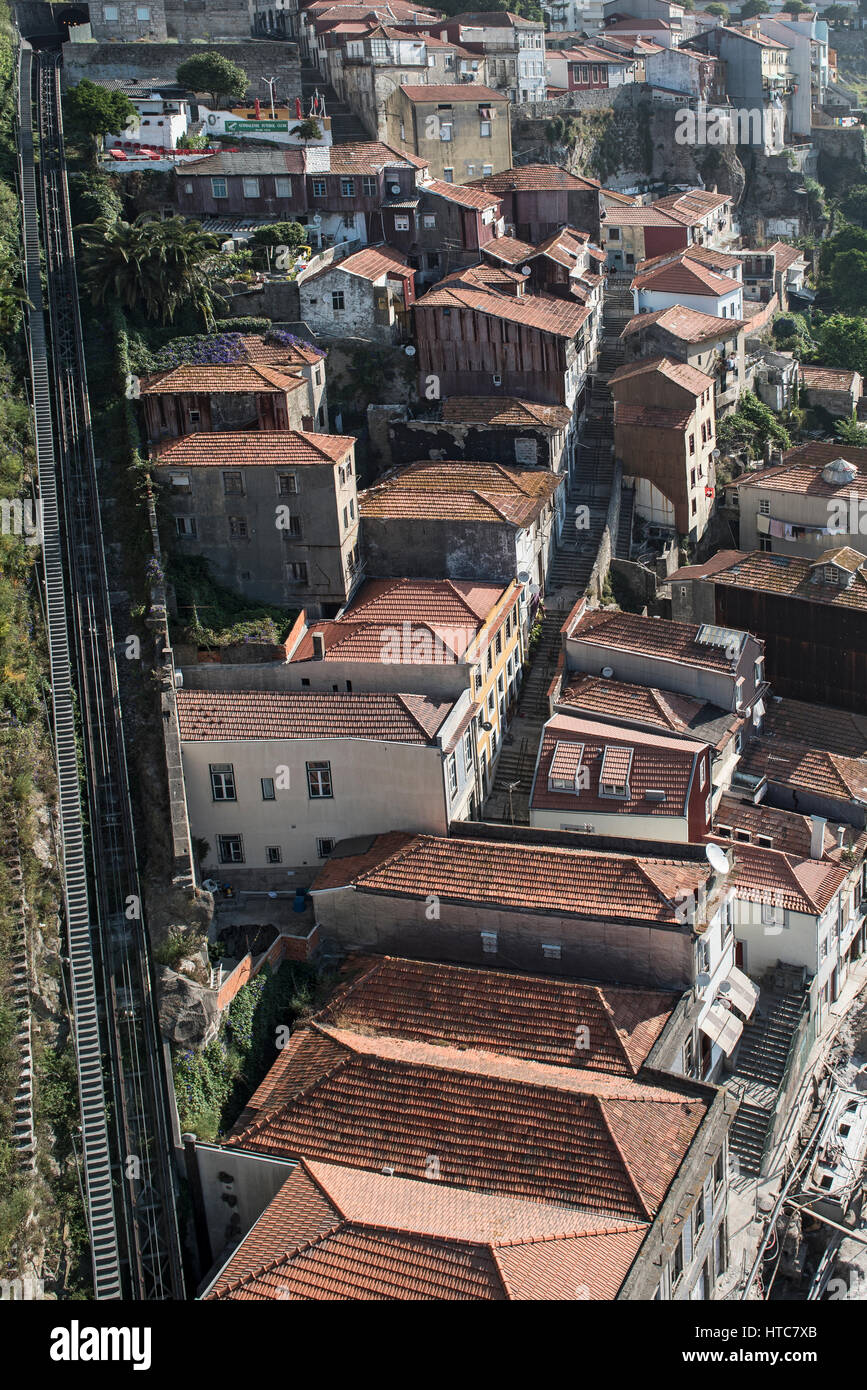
[{"x1": 225, "y1": 119, "x2": 289, "y2": 132}]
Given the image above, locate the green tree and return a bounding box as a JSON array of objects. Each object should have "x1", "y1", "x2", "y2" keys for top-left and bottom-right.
[
  {"x1": 717, "y1": 391, "x2": 791, "y2": 456},
  {"x1": 814, "y1": 314, "x2": 867, "y2": 376},
  {"x1": 176, "y1": 52, "x2": 248, "y2": 108},
  {"x1": 835, "y1": 413, "x2": 867, "y2": 446},
  {"x1": 823, "y1": 4, "x2": 852, "y2": 21},
  {"x1": 784, "y1": 0, "x2": 810, "y2": 12},
  {"x1": 738, "y1": 0, "x2": 768, "y2": 16},
  {"x1": 818, "y1": 222, "x2": 867, "y2": 279},
  {"x1": 841, "y1": 184, "x2": 867, "y2": 227},
  {"x1": 291, "y1": 118, "x2": 322, "y2": 144},
  {"x1": 249, "y1": 221, "x2": 308, "y2": 270},
  {"x1": 705, "y1": 3, "x2": 730, "y2": 16},
  {"x1": 78, "y1": 214, "x2": 224, "y2": 328},
  {"x1": 63, "y1": 80, "x2": 136, "y2": 161},
  {"x1": 829, "y1": 248, "x2": 867, "y2": 313}
]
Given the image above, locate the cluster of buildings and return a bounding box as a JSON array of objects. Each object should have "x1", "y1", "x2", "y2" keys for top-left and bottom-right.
[{"x1": 72, "y1": 0, "x2": 867, "y2": 1305}]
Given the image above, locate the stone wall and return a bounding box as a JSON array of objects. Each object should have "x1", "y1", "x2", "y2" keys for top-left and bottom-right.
[
  {"x1": 63, "y1": 40, "x2": 302, "y2": 105},
  {"x1": 585, "y1": 458, "x2": 621, "y2": 602}
]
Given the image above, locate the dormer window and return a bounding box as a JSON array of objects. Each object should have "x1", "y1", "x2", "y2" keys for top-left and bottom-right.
[
  {"x1": 548, "y1": 741, "x2": 585, "y2": 793},
  {"x1": 599, "y1": 745, "x2": 633, "y2": 799}
]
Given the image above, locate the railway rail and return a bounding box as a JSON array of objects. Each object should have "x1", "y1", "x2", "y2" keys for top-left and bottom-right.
[{"x1": 17, "y1": 37, "x2": 185, "y2": 1300}]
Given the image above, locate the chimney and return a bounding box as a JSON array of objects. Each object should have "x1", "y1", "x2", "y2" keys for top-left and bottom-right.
[
  {"x1": 837, "y1": 825, "x2": 846, "y2": 849},
  {"x1": 810, "y1": 815, "x2": 826, "y2": 861},
  {"x1": 312, "y1": 631, "x2": 325, "y2": 659}
]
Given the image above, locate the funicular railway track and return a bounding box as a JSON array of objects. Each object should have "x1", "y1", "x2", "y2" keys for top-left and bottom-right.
[{"x1": 17, "y1": 37, "x2": 185, "y2": 1300}]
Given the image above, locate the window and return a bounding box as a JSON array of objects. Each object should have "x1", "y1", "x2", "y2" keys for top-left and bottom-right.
[
  {"x1": 394, "y1": 214, "x2": 410, "y2": 231},
  {"x1": 307, "y1": 761, "x2": 332, "y2": 798},
  {"x1": 278, "y1": 473, "x2": 297, "y2": 495},
  {"x1": 273, "y1": 177, "x2": 293, "y2": 200},
  {"x1": 480, "y1": 930, "x2": 498, "y2": 954},
  {"x1": 464, "y1": 728, "x2": 473, "y2": 771},
  {"x1": 286, "y1": 513, "x2": 302, "y2": 537},
  {"x1": 672, "y1": 1237, "x2": 684, "y2": 1286},
  {"x1": 448, "y1": 752, "x2": 458, "y2": 796},
  {"x1": 169, "y1": 473, "x2": 191, "y2": 494},
  {"x1": 580, "y1": 65, "x2": 590, "y2": 83},
  {"x1": 103, "y1": 3, "x2": 119, "y2": 17},
  {"x1": 542, "y1": 943, "x2": 561, "y2": 960},
  {"x1": 217, "y1": 835, "x2": 244, "y2": 864},
  {"x1": 266, "y1": 846, "x2": 282, "y2": 864},
  {"x1": 482, "y1": 165, "x2": 492, "y2": 176},
  {"x1": 759, "y1": 498, "x2": 770, "y2": 515},
  {"x1": 699, "y1": 758, "x2": 706, "y2": 791},
  {"x1": 211, "y1": 177, "x2": 228, "y2": 199},
  {"x1": 317, "y1": 837, "x2": 336, "y2": 857},
  {"x1": 480, "y1": 121, "x2": 491, "y2": 138},
  {"x1": 332, "y1": 290, "x2": 345, "y2": 311},
  {"x1": 443, "y1": 168, "x2": 454, "y2": 183},
  {"x1": 607, "y1": 226, "x2": 620, "y2": 242},
  {"x1": 439, "y1": 123, "x2": 452, "y2": 142},
  {"x1": 312, "y1": 179, "x2": 327, "y2": 197},
  {"x1": 223, "y1": 471, "x2": 244, "y2": 495},
  {"x1": 689, "y1": 433, "x2": 695, "y2": 456},
  {"x1": 362, "y1": 176, "x2": 377, "y2": 197},
  {"x1": 283, "y1": 561, "x2": 308, "y2": 587},
  {"x1": 592, "y1": 66, "x2": 599, "y2": 83},
  {"x1": 714, "y1": 1150, "x2": 725, "y2": 1193},
  {"x1": 261, "y1": 777, "x2": 276, "y2": 801},
  {"x1": 683, "y1": 1032, "x2": 695, "y2": 1077},
  {"x1": 136, "y1": 5, "x2": 150, "y2": 18},
  {"x1": 423, "y1": 214, "x2": 436, "y2": 229},
  {"x1": 243, "y1": 178, "x2": 260, "y2": 199},
  {"x1": 228, "y1": 516, "x2": 248, "y2": 538},
  {"x1": 175, "y1": 515, "x2": 197, "y2": 538},
  {"x1": 188, "y1": 408, "x2": 201, "y2": 425},
  {"x1": 210, "y1": 764, "x2": 236, "y2": 801},
  {"x1": 495, "y1": 630, "x2": 502, "y2": 658},
  {"x1": 340, "y1": 178, "x2": 355, "y2": 197}
]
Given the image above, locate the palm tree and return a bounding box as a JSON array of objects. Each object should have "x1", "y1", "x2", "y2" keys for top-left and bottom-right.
[{"x1": 78, "y1": 214, "x2": 224, "y2": 328}]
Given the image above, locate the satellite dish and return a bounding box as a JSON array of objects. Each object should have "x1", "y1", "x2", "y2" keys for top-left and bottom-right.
[
  {"x1": 695, "y1": 972, "x2": 711, "y2": 990},
  {"x1": 404, "y1": 344, "x2": 416, "y2": 356},
  {"x1": 517, "y1": 570, "x2": 531, "y2": 584},
  {"x1": 390, "y1": 183, "x2": 401, "y2": 195},
  {"x1": 706, "y1": 842, "x2": 730, "y2": 875},
  {"x1": 521, "y1": 264, "x2": 532, "y2": 275},
  {"x1": 601, "y1": 666, "x2": 614, "y2": 679},
  {"x1": 718, "y1": 979, "x2": 731, "y2": 995}
]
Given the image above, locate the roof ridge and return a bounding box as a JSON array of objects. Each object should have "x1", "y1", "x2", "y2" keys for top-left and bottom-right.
[
  {"x1": 216, "y1": 1217, "x2": 346, "y2": 1298},
  {"x1": 228, "y1": 1026, "x2": 355, "y2": 1144},
  {"x1": 595, "y1": 988, "x2": 642, "y2": 1079}
]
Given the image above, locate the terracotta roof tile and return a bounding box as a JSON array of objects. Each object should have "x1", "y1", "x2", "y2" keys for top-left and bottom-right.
[
  {"x1": 176, "y1": 689, "x2": 455, "y2": 743},
  {"x1": 631, "y1": 256, "x2": 741, "y2": 297},
  {"x1": 441, "y1": 396, "x2": 572, "y2": 428},
  {"x1": 140, "y1": 362, "x2": 303, "y2": 395},
  {"x1": 424, "y1": 178, "x2": 501, "y2": 210},
  {"x1": 800, "y1": 365, "x2": 861, "y2": 392},
  {"x1": 358, "y1": 459, "x2": 560, "y2": 524},
  {"x1": 567, "y1": 607, "x2": 748, "y2": 673},
  {"x1": 317, "y1": 956, "x2": 675, "y2": 1074},
  {"x1": 739, "y1": 736, "x2": 867, "y2": 807},
  {"x1": 614, "y1": 402, "x2": 693, "y2": 429},
  {"x1": 466, "y1": 164, "x2": 601, "y2": 194},
  {"x1": 311, "y1": 831, "x2": 712, "y2": 925},
  {"x1": 712, "y1": 795, "x2": 865, "y2": 862},
  {"x1": 415, "y1": 275, "x2": 590, "y2": 337},
  {"x1": 737, "y1": 444, "x2": 867, "y2": 501},
  {"x1": 226, "y1": 1024, "x2": 708, "y2": 1216},
  {"x1": 152, "y1": 430, "x2": 353, "y2": 468},
  {"x1": 483, "y1": 234, "x2": 537, "y2": 264},
  {"x1": 705, "y1": 549, "x2": 867, "y2": 613},
  {"x1": 531, "y1": 713, "x2": 705, "y2": 816},
  {"x1": 321, "y1": 243, "x2": 414, "y2": 281},
  {"x1": 399, "y1": 83, "x2": 504, "y2": 101},
  {"x1": 344, "y1": 576, "x2": 512, "y2": 624},
  {"x1": 652, "y1": 189, "x2": 731, "y2": 223},
  {"x1": 620, "y1": 304, "x2": 745, "y2": 343},
  {"x1": 324, "y1": 141, "x2": 420, "y2": 173},
  {"x1": 730, "y1": 842, "x2": 847, "y2": 915}
]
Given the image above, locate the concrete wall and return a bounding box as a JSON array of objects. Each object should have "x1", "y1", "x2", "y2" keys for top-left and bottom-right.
[
  {"x1": 63, "y1": 41, "x2": 302, "y2": 106},
  {"x1": 311, "y1": 883, "x2": 697, "y2": 988},
  {"x1": 192, "y1": 1142, "x2": 296, "y2": 1282}
]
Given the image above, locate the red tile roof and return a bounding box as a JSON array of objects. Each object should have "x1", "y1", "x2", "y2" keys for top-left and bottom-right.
[
  {"x1": 324, "y1": 140, "x2": 423, "y2": 173},
  {"x1": 441, "y1": 396, "x2": 573, "y2": 427},
  {"x1": 359, "y1": 459, "x2": 560, "y2": 524},
  {"x1": 652, "y1": 189, "x2": 731, "y2": 224},
  {"x1": 206, "y1": 1159, "x2": 647, "y2": 1300},
  {"x1": 762, "y1": 698, "x2": 867, "y2": 760},
  {"x1": 610, "y1": 355, "x2": 714, "y2": 397},
  {"x1": 637, "y1": 246, "x2": 743, "y2": 276},
  {"x1": 621, "y1": 305, "x2": 746, "y2": 343},
  {"x1": 345, "y1": 576, "x2": 512, "y2": 624},
  {"x1": 399, "y1": 83, "x2": 504, "y2": 101},
  {"x1": 152, "y1": 430, "x2": 353, "y2": 468},
  {"x1": 700, "y1": 549, "x2": 867, "y2": 614},
  {"x1": 424, "y1": 178, "x2": 501, "y2": 210},
  {"x1": 631, "y1": 256, "x2": 741, "y2": 298},
  {"x1": 482, "y1": 234, "x2": 536, "y2": 265},
  {"x1": 614, "y1": 403, "x2": 693, "y2": 430},
  {"x1": 415, "y1": 272, "x2": 591, "y2": 338},
  {"x1": 226, "y1": 1022, "x2": 708, "y2": 1215},
  {"x1": 321, "y1": 243, "x2": 414, "y2": 282},
  {"x1": 531, "y1": 713, "x2": 706, "y2": 817},
  {"x1": 712, "y1": 795, "x2": 864, "y2": 862},
  {"x1": 318, "y1": 956, "x2": 676, "y2": 1074},
  {"x1": 799, "y1": 364, "x2": 861, "y2": 392},
  {"x1": 730, "y1": 843, "x2": 847, "y2": 915},
  {"x1": 466, "y1": 163, "x2": 602, "y2": 194},
  {"x1": 310, "y1": 831, "x2": 712, "y2": 925},
  {"x1": 566, "y1": 607, "x2": 749, "y2": 673},
  {"x1": 739, "y1": 736, "x2": 867, "y2": 807},
  {"x1": 176, "y1": 689, "x2": 455, "y2": 743},
  {"x1": 737, "y1": 444, "x2": 867, "y2": 501},
  {"x1": 557, "y1": 675, "x2": 741, "y2": 752},
  {"x1": 140, "y1": 363, "x2": 305, "y2": 395},
  {"x1": 603, "y1": 205, "x2": 683, "y2": 227}
]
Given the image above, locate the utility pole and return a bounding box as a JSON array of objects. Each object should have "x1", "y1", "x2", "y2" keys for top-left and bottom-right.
[{"x1": 262, "y1": 76, "x2": 277, "y2": 120}]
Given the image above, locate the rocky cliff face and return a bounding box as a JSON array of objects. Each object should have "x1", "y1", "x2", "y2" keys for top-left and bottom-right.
[{"x1": 157, "y1": 965, "x2": 220, "y2": 1049}]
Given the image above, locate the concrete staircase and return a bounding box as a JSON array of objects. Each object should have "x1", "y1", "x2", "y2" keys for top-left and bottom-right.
[
  {"x1": 727, "y1": 984, "x2": 807, "y2": 1177},
  {"x1": 615, "y1": 485, "x2": 634, "y2": 560},
  {"x1": 484, "y1": 605, "x2": 568, "y2": 823},
  {"x1": 3, "y1": 838, "x2": 35, "y2": 1172},
  {"x1": 300, "y1": 67, "x2": 370, "y2": 144}
]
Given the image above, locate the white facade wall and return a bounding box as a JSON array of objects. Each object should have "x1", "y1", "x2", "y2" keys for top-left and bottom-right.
[{"x1": 633, "y1": 285, "x2": 743, "y2": 319}]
